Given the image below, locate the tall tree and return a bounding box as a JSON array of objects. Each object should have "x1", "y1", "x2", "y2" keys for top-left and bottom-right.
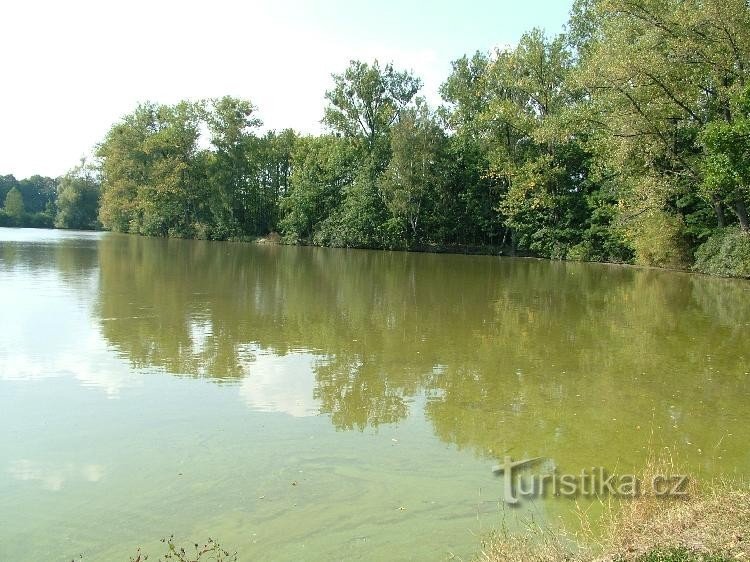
[
  {"x1": 572, "y1": 0, "x2": 750, "y2": 263},
  {"x1": 55, "y1": 161, "x2": 101, "y2": 230},
  {"x1": 0, "y1": 175, "x2": 18, "y2": 204},
  {"x1": 255, "y1": 129, "x2": 298, "y2": 233},
  {"x1": 279, "y1": 135, "x2": 358, "y2": 243},
  {"x1": 3, "y1": 186, "x2": 25, "y2": 219},
  {"x1": 314, "y1": 60, "x2": 423, "y2": 248},
  {"x1": 204, "y1": 96, "x2": 262, "y2": 237},
  {"x1": 440, "y1": 53, "x2": 507, "y2": 246},
  {"x1": 379, "y1": 100, "x2": 447, "y2": 243},
  {"x1": 442, "y1": 31, "x2": 604, "y2": 257},
  {"x1": 699, "y1": 85, "x2": 750, "y2": 231},
  {"x1": 17, "y1": 175, "x2": 57, "y2": 215},
  {"x1": 98, "y1": 101, "x2": 205, "y2": 237},
  {"x1": 324, "y1": 59, "x2": 422, "y2": 161}
]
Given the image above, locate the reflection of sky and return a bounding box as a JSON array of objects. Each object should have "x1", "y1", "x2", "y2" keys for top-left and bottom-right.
[
  {"x1": 0, "y1": 235, "x2": 321, "y2": 417},
  {"x1": 7, "y1": 459, "x2": 105, "y2": 491},
  {"x1": 0, "y1": 263, "x2": 143, "y2": 397},
  {"x1": 239, "y1": 351, "x2": 321, "y2": 417}
]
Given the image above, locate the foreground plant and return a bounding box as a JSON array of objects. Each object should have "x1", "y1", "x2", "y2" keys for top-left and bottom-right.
[
  {"x1": 475, "y1": 450, "x2": 750, "y2": 562},
  {"x1": 621, "y1": 547, "x2": 735, "y2": 562},
  {"x1": 130, "y1": 536, "x2": 237, "y2": 562}
]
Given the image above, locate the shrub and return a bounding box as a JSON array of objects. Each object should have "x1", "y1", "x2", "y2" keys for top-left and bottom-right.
[
  {"x1": 693, "y1": 227, "x2": 750, "y2": 278},
  {"x1": 28, "y1": 212, "x2": 54, "y2": 228},
  {"x1": 631, "y1": 211, "x2": 692, "y2": 269}
]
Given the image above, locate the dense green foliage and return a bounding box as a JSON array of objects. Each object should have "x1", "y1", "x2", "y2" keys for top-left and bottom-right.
[
  {"x1": 693, "y1": 227, "x2": 750, "y2": 278},
  {"x1": 55, "y1": 162, "x2": 101, "y2": 230},
  {"x1": 0, "y1": 175, "x2": 56, "y2": 228},
  {"x1": 6, "y1": 0, "x2": 749, "y2": 276},
  {"x1": 96, "y1": 98, "x2": 294, "y2": 240},
  {"x1": 3, "y1": 187, "x2": 25, "y2": 218},
  {"x1": 0, "y1": 169, "x2": 100, "y2": 230}
]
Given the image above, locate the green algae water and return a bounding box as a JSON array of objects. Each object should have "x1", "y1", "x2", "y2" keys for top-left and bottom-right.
[{"x1": 1, "y1": 228, "x2": 749, "y2": 561}]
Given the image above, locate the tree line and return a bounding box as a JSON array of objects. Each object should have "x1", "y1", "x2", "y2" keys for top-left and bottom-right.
[
  {"x1": 5, "y1": 0, "x2": 750, "y2": 276},
  {"x1": 0, "y1": 164, "x2": 100, "y2": 230}
]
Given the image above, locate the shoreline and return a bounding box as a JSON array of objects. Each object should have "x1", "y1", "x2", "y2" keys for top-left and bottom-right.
[{"x1": 3, "y1": 225, "x2": 749, "y2": 281}]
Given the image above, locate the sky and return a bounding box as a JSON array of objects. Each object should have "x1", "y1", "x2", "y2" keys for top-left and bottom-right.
[{"x1": 0, "y1": 0, "x2": 573, "y2": 179}]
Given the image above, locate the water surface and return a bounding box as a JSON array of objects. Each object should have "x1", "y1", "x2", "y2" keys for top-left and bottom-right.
[{"x1": 1, "y1": 228, "x2": 749, "y2": 561}]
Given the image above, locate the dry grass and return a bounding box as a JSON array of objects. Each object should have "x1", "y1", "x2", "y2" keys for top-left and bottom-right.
[
  {"x1": 475, "y1": 450, "x2": 750, "y2": 562},
  {"x1": 475, "y1": 520, "x2": 586, "y2": 562}
]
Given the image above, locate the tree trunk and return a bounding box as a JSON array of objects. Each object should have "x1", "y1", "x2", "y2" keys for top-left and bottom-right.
[
  {"x1": 501, "y1": 228, "x2": 510, "y2": 248},
  {"x1": 735, "y1": 200, "x2": 750, "y2": 232},
  {"x1": 712, "y1": 196, "x2": 726, "y2": 228}
]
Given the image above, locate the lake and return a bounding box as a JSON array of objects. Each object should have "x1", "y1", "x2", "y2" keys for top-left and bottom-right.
[{"x1": 1, "y1": 227, "x2": 749, "y2": 561}]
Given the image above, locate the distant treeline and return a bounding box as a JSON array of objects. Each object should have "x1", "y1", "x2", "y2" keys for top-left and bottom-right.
[
  {"x1": 7, "y1": 0, "x2": 750, "y2": 277},
  {"x1": 0, "y1": 167, "x2": 100, "y2": 230}
]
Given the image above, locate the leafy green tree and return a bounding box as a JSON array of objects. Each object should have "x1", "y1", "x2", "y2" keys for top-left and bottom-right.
[
  {"x1": 312, "y1": 60, "x2": 423, "y2": 248},
  {"x1": 379, "y1": 100, "x2": 447, "y2": 243},
  {"x1": 80, "y1": 0, "x2": 750, "y2": 276},
  {"x1": 699, "y1": 85, "x2": 750, "y2": 231},
  {"x1": 256, "y1": 128, "x2": 298, "y2": 233},
  {"x1": 17, "y1": 175, "x2": 57, "y2": 215},
  {"x1": 440, "y1": 56, "x2": 507, "y2": 246},
  {"x1": 3, "y1": 186, "x2": 25, "y2": 220},
  {"x1": 324, "y1": 59, "x2": 422, "y2": 160},
  {"x1": 140, "y1": 101, "x2": 204, "y2": 237},
  {"x1": 98, "y1": 101, "x2": 206, "y2": 237},
  {"x1": 441, "y1": 31, "x2": 603, "y2": 257},
  {"x1": 98, "y1": 102, "x2": 161, "y2": 233},
  {"x1": 279, "y1": 135, "x2": 357, "y2": 242},
  {"x1": 0, "y1": 175, "x2": 17, "y2": 204},
  {"x1": 492, "y1": 30, "x2": 595, "y2": 258},
  {"x1": 572, "y1": 0, "x2": 750, "y2": 263},
  {"x1": 0, "y1": 175, "x2": 58, "y2": 228},
  {"x1": 203, "y1": 96, "x2": 262, "y2": 238},
  {"x1": 314, "y1": 164, "x2": 391, "y2": 248},
  {"x1": 55, "y1": 161, "x2": 101, "y2": 230}
]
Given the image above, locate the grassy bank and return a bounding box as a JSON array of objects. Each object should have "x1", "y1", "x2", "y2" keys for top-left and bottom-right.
[{"x1": 475, "y1": 455, "x2": 749, "y2": 562}]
